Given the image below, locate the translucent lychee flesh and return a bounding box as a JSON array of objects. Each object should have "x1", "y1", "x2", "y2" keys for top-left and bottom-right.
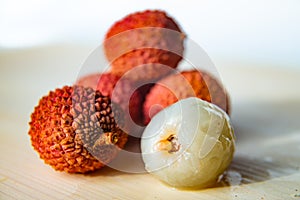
[{"x1": 141, "y1": 97, "x2": 235, "y2": 189}]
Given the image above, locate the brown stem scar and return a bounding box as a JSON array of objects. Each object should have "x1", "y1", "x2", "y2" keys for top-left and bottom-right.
[{"x1": 156, "y1": 134, "x2": 180, "y2": 153}]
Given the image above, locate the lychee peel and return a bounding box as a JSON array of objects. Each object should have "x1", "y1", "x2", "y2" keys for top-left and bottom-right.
[
  {"x1": 104, "y1": 10, "x2": 185, "y2": 82},
  {"x1": 76, "y1": 73, "x2": 144, "y2": 134},
  {"x1": 143, "y1": 70, "x2": 230, "y2": 124},
  {"x1": 29, "y1": 86, "x2": 127, "y2": 173}
]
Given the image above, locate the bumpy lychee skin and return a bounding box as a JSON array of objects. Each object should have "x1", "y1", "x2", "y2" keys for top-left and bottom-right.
[
  {"x1": 104, "y1": 10, "x2": 185, "y2": 82},
  {"x1": 143, "y1": 70, "x2": 230, "y2": 124},
  {"x1": 28, "y1": 86, "x2": 127, "y2": 173},
  {"x1": 76, "y1": 73, "x2": 144, "y2": 135}
]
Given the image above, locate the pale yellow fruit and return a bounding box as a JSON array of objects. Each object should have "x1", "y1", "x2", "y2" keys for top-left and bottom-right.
[{"x1": 141, "y1": 97, "x2": 235, "y2": 189}]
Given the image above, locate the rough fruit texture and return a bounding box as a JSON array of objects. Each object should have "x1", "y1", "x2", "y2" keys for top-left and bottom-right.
[
  {"x1": 29, "y1": 86, "x2": 127, "y2": 173},
  {"x1": 143, "y1": 70, "x2": 230, "y2": 124},
  {"x1": 141, "y1": 97, "x2": 235, "y2": 189},
  {"x1": 76, "y1": 73, "x2": 144, "y2": 135},
  {"x1": 104, "y1": 10, "x2": 185, "y2": 82}
]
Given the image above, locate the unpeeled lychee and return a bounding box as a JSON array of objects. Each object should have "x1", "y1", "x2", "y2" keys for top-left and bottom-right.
[
  {"x1": 143, "y1": 70, "x2": 230, "y2": 124},
  {"x1": 28, "y1": 86, "x2": 127, "y2": 173},
  {"x1": 104, "y1": 10, "x2": 185, "y2": 82},
  {"x1": 76, "y1": 73, "x2": 144, "y2": 135}
]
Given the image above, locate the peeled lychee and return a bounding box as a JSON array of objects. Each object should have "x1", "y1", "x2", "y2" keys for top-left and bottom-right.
[
  {"x1": 141, "y1": 97, "x2": 235, "y2": 189},
  {"x1": 143, "y1": 70, "x2": 230, "y2": 124},
  {"x1": 28, "y1": 86, "x2": 127, "y2": 173},
  {"x1": 76, "y1": 73, "x2": 144, "y2": 135},
  {"x1": 104, "y1": 10, "x2": 185, "y2": 82}
]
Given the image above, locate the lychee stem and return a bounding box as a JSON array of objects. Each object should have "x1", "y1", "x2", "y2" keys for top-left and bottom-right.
[
  {"x1": 156, "y1": 134, "x2": 180, "y2": 153},
  {"x1": 110, "y1": 133, "x2": 119, "y2": 144},
  {"x1": 93, "y1": 132, "x2": 119, "y2": 148}
]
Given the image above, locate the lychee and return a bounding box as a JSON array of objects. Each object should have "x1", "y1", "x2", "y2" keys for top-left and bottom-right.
[
  {"x1": 28, "y1": 86, "x2": 127, "y2": 173},
  {"x1": 143, "y1": 70, "x2": 230, "y2": 124},
  {"x1": 76, "y1": 73, "x2": 144, "y2": 136},
  {"x1": 141, "y1": 97, "x2": 235, "y2": 189},
  {"x1": 104, "y1": 10, "x2": 185, "y2": 82}
]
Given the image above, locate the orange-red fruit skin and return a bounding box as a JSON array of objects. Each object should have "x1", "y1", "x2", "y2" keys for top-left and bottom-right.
[
  {"x1": 29, "y1": 86, "x2": 127, "y2": 173},
  {"x1": 106, "y1": 10, "x2": 181, "y2": 37},
  {"x1": 143, "y1": 70, "x2": 230, "y2": 124},
  {"x1": 104, "y1": 10, "x2": 185, "y2": 82},
  {"x1": 76, "y1": 73, "x2": 143, "y2": 127}
]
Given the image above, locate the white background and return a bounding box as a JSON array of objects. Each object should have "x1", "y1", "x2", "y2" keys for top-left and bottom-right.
[{"x1": 0, "y1": 0, "x2": 299, "y2": 69}]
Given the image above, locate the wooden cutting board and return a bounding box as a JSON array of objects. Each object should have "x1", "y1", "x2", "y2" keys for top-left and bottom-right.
[{"x1": 1, "y1": 45, "x2": 300, "y2": 199}]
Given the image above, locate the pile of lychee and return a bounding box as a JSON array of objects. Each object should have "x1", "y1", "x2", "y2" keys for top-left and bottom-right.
[{"x1": 29, "y1": 10, "x2": 235, "y2": 189}]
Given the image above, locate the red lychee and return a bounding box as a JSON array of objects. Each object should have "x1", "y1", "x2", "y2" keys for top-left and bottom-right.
[
  {"x1": 143, "y1": 70, "x2": 230, "y2": 124},
  {"x1": 76, "y1": 73, "x2": 144, "y2": 136},
  {"x1": 104, "y1": 10, "x2": 185, "y2": 82},
  {"x1": 28, "y1": 86, "x2": 127, "y2": 173}
]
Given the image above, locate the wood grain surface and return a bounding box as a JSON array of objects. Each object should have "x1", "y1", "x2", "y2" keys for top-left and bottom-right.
[{"x1": 0, "y1": 45, "x2": 300, "y2": 199}]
